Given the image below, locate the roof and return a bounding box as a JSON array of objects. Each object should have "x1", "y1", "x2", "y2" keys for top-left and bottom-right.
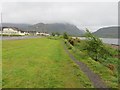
[{"x1": 2, "y1": 27, "x2": 23, "y2": 32}]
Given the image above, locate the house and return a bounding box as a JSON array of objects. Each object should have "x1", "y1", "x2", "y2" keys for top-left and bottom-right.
[
  {"x1": 36, "y1": 32, "x2": 50, "y2": 36},
  {"x1": 1, "y1": 27, "x2": 29, "y2": 36}
]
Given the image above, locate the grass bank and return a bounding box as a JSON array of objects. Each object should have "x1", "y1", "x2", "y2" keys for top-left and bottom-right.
[{"x1": 64, "y1": 39, "x2": 118, "y2": 88}]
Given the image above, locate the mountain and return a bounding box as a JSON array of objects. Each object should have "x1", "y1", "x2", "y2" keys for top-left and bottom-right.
[
  {"x1": 1, "y1": 23, "x2": 85, "y2": 36},
  {"x1": 93, "y1": 26, "x2": 119, "y2": 38},
  {"x1": 28, "y1": 23, "x2": 85, "y2": 36},
  {"x1": 1, "y1": 23, "x2": 31, "y2": 30}
]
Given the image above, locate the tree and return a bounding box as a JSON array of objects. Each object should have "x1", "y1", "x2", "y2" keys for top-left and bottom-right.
[
  {"x1": 63, "y1": 32, "x2": 69, "y2": 39},
  {"x1": 51, "y1": 32, "x2": 55, "y2": 36},
  {"x1": 56, "y1": 32, "x2": 60, "y2": 36},
  {"x1": 85, "y1": 28, "x2": 111, "y2": 61}
]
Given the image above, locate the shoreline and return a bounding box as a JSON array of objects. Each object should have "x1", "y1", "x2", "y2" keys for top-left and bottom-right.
[{"x1": 107, "y1": 44, "x2": 120, "y2": 50}]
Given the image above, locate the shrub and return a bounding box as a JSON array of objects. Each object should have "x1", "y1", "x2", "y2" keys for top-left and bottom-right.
[
  {"x1": 63, "y1": 32, "x2": 69, "y2": 39},
  {"x1": 75, "y1": 37, "x2": 80, "y2": 43},
  {"x1": 68, "y1": 38, "x2": 75, "y2": 46},
  {"x1": 51, "y1": 32, "x2": 55, "y2": 36},
  {"x1": 56, "y1": 32, "x2": 60, "y2": 36},
  {"x1": 68, "y1": 37, "x2": 80, "y2": 46},
  {"x1": 107, "y1": 64, "x2": 115, "y2": 71},
  {"x1": 84, "y1": 29, "x2": 113, "y2": 61},
  {"x1": 64, "y1": 40, "x2": 73, "y2": 49}
]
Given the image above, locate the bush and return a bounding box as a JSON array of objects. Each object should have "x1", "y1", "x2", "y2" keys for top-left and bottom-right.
[
  {"x1": 107, "y1": 64, "x2": 115, "y2": 71},
  {"x1": 56, "y1": 32, "x2": 60, "y2": 36},
  {"x1": 75, "y1": 37, "x2": 80, "y2": 43},
  {"x1": 68, "y1": 37, "x2": 81, "y2": 46},
  {"x1": 48, "y1": 36, "x2": 60, "y2": 40},
  {"x1": 64, "y1": 39, "x2": 73, "y2": 49},
  {"x1": 84, "y1": 29, "x2": 113, "y2": 61},
  {"x1": 68, "y1": 38, "x2": 75, "y2": 46},
  {"x1": 51, "y1": 32, "x2": 55, "y2": 36},
  {"x1": 63, "y1": 32, "x2": 69, "y2": 39}
]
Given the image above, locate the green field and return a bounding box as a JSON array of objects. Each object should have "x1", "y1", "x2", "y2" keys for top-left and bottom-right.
[
  {"x1": 2, "y1": 38, "x2": 93, "y2": 88},
  {"x1": 0, "y1": 40, "x2": 2, "y2": 88}
]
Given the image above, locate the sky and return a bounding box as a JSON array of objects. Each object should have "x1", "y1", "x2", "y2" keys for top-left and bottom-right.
[{"x1": 0, "y1": 0, "x2": 118, "y2": 32}]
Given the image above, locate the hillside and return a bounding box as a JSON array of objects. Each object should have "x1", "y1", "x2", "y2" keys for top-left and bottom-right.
[
  {"x1": 1, "y1": 23, "x2": 31, "y2": 30},
  {"x1": 1, "y1": 23, "x2": 84, "y2": 36},
  {"x1": 93, "y1": 26, "x2": 119, "y2": 38},
  {"x1": 28, "y1": 23, "x2": 85, "y2": 36}
]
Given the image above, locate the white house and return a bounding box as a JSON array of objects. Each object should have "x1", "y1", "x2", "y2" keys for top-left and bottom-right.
[
  {"x1": 36, "y1": 32, "x2": 50, "y2": 36},
  {"x1": 1, "y1": 27, "x2": 29, "y2": 36}
]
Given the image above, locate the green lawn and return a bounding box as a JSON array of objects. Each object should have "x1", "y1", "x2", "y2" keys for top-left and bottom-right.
[
  {"x1": 0, "y1": 40, "x2": 2, "y2": 88},
  {"x1": 2, "y1": 38, "x2": 93, "y2": 88}
]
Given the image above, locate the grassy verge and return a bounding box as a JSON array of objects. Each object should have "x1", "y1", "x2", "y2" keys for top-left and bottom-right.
[
  {"x1": 2, "y1": 38, "x2": 93, "y2": 88},
  {"x1": 1, "y1": 34, "x2": 23, "y2": 36},
  {"x1": 64, "y1": 39, "x2": 118, "y2": 88},
  {"x1": 0, "y1": 40, "x2": 2, "y2": 88}
]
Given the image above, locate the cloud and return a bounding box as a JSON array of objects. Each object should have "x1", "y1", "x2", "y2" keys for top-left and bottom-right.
[{"x1": 2, "y1": 2, "x2": 118, "y2": 32}]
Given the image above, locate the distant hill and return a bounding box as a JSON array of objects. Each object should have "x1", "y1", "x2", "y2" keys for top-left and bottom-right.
[
  {"x1": 28, "y1": 23, "x2": 85, "y2": 36},
  {"x1": 1, "y1": 23, "x2": 31, "y2": 30},
  {"x1": 1, "y1": 23, "x2": 85, "y2": 36},
  {"x1": 93, "y1": 26, "x2": 119, "y2": 38}
]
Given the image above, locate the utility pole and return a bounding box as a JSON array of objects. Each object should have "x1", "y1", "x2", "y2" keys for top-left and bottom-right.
[
  {"x1": 0, "y1": 12, "x2": 2, "y2": 90},
  {"x1": 1, "y1": 12, "x2": 2, "y2": 37}
]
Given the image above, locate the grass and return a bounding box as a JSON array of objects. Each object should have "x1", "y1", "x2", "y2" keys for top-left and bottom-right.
[
  {"x1": 0, "y1": 40, "x2": 2, "y2": 88},
  {"x1": 1, "y1": 34, "x2": 23, "y2": 36},
  {"x1": 65, "y1": 40, "x2": 118, "y2": 88},
  {"x1": 2, "y1": 38, "x2": 93, "y2": 88}
]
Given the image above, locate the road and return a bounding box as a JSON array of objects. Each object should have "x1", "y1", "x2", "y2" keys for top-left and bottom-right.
[{"x1": 0, "y1": 36, "x2": 41, "y2": 40}]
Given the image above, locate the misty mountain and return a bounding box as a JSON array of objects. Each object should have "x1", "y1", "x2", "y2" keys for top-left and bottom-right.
[
  {"x1": 28, "y1": 23, "x2": 85, "y2": 36},
  {"x1": 1, "y1": 23, "x2": 84, "y2": 36},
  {"x1": 93, "y1": 26, "x2": 119, "y2": 38},
  {"x1": 1, "y1": 23, "x2": 31, "y2": 30}
]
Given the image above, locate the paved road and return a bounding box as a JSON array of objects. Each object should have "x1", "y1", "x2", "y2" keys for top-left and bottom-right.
[{"x1": 0, "y1": 36, "x2": 41, "y2": 40}]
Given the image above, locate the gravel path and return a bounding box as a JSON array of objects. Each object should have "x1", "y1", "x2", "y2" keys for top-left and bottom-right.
[{"x1": 63, "y1": 42, "x2": 109, "y2": 89}]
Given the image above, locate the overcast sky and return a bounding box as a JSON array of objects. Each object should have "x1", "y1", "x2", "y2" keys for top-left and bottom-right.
[{"x1": 1, "y1": 2, "x2": 118, "y2": 32}]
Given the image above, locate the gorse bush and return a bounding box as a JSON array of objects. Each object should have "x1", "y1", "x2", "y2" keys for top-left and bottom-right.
[
  {"x1": 68, "y1": 37, "x2": 81, "y2": 46},
  {"x1": 68, "y1": 38, "x2": 75, "y2": 46}
]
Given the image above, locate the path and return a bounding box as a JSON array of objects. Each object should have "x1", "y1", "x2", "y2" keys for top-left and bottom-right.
[{"x1": 63, "y1": 42, "x2": 109, "y2": 89}]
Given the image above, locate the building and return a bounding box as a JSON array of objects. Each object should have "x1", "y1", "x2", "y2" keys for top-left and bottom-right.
[
  {"x1": 1, "y1": 27, "x2": 29, "y2": 36},
  {"x1": 36, "y1": 32, "x2": 50, "y2": 36}
]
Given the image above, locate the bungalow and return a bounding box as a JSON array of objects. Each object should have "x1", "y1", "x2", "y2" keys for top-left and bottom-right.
[{"x1": 1, "y1": 27, "x2": 29, "y2": 36}]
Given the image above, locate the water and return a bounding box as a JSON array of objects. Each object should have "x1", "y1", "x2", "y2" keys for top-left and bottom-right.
[
  {"x1": 79, "y1": 37, "x2": 119, "y2": 45},
  {"x1": 100, "y1": 38, "x2": 119, "y2": 45}
]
